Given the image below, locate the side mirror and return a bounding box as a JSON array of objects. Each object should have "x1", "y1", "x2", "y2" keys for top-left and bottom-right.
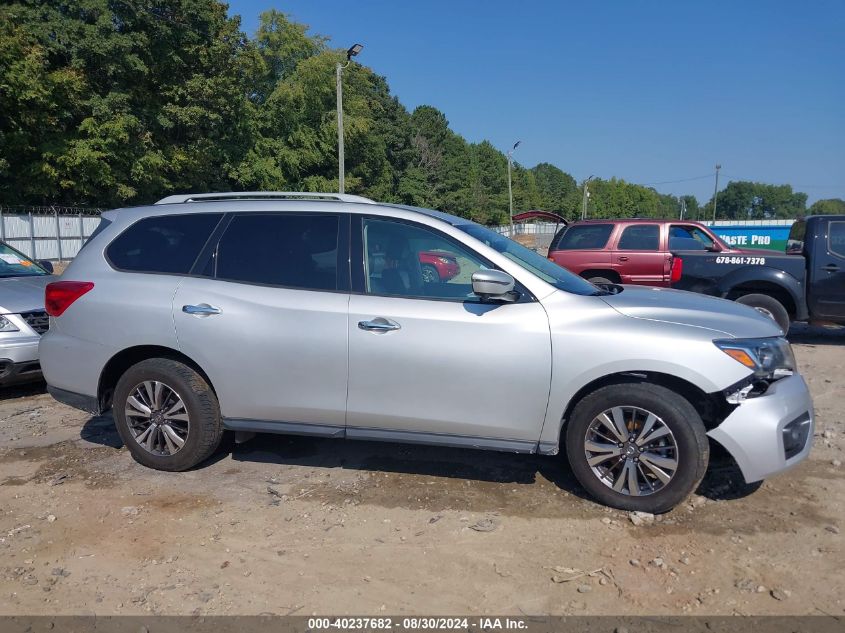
[
  {"x1": 37, "y1": 260, "x2": 54, "y2": 273},
  {"x1": 472, "y1": 269, "x2": 516, "y2": 301}
]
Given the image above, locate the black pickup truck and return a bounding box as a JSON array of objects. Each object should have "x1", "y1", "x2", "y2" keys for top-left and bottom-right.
[{"x1": 670, "y1": 215, "x2": 845, "y2": 332}]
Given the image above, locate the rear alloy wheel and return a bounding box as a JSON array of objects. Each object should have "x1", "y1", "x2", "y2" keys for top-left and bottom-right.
[
  {"x1": 421, "y1": 264, "x2": 440, "y2": 283},
  {"x1": 735, "y1": 293, "x2": 790, "y2": 334},
  {"x1": 113, "y1": 358, "x2": 223, "y2": 471},
  {"x1": 565, "y1": 383, "x2": 709, "y2": 512},
  {"x1": 124, "y1": 380, "x2": 190, "y2": 457}
]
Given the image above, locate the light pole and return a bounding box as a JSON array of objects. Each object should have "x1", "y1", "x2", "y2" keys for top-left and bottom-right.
[
  {"x1": 711, "y1": 163, "x2": 721, "y2": 222},
  {"x1": 337, "y1": 43, "x2": 363, "y2": 194},
  {"x1": 507, "y1": 140, "x2": 521, "y2": 235},
  {"x1": 581, "y1": 175, "x2": 595, "y2": 220}
]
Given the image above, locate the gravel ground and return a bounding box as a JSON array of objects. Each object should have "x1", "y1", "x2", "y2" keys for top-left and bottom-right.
[{"x1": 0, "y1": 325, "x2": 842, "y2": 616}]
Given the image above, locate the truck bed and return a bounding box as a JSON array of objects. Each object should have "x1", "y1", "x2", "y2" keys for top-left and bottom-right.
[{"x1": 671, "y1": 249, "x2": 809, "y2": 321}]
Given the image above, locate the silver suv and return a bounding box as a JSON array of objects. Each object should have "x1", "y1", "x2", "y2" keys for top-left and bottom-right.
[{"x1": 40, "y1": 192, "x2": 814, "y2": 512}]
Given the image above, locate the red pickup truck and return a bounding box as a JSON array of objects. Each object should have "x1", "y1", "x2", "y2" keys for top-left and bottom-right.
[{"x1": 547, "y1": 219, "x2": 763, "y2": 286}]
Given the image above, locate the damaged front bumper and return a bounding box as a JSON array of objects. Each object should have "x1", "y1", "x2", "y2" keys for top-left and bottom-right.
[{"x1": 707, "y1": 374, "x2": 814, "y2": 483}]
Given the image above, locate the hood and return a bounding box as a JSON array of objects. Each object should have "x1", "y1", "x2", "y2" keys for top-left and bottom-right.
[
  {"x1": 599, "y1": 285, "x2": 783, "y2": 338},
  {"x1": 0, "y1": 275, "x2": 56, "y2": 313}
]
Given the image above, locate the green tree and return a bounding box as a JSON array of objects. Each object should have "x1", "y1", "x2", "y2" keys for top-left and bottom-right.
[
  {"x1": 530, "y1": 163, "x2": 577, "y2": 215},
  {"x1": 254, "y1": 10, "x2": 325, "y2": 99},
  {"x1": 808, "y1": 198, "x2": 845, "y2": 215},
  {"x1": 705, "y1": 181, "x2": 808, "y2": 220},
  {"x1": 0, "y1": 0, "x2": 260, "y2": 206},
  {"x1": 583, "y1": 178, "x2": 662, "y2": 219},
  {"x1": 680, "y1": 195, "x2": 700, "y2": 220}
]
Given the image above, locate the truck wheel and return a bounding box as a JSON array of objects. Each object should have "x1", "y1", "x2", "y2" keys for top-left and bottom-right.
[
  {"x1": 564, "y1": 383, "x2": 709, "y2": 513},
  {"x1": 735, "y1": 294, "x2": 790, "y2": 334},
  {"x1": 113, "y1": 358, "x2": 223, "y2": 472},
  {"x1": 586, "y1": 276, "x2": 614, "y2": 286}
]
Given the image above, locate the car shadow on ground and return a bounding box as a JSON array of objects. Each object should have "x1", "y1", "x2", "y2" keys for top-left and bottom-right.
[
  {"x1": 79, "y1": 419, "x2": 763, "y2": 508},
  {"x1": 80, "y1": 414, "x2": 124, "y2": 448},
  {"x1": 0, "y1": 380, "x2": 47, "y2": 401}
]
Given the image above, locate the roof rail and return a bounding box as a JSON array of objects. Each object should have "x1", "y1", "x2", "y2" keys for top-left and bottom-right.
[{"x1": 155, "y1": 191, "x2": 376, "y2": 205}]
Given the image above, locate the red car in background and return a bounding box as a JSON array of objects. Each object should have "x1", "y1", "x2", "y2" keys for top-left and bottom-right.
[
  {"x1": 419, "y1": 251, "x2": 460, "y2": 283},
  {"x1": 547, "y1": 219, "x2": 764, "y2": 287}
]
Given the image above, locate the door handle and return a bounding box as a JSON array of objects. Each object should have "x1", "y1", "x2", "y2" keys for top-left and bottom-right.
[
  {"x1": 358, "y1": 318, "x2": 401, "y2": 332},
  {"x1": 182, "y1": 304, "x2": 222, "y2": 317},
  {"x1": 822, "y1": 264, "x2": 840, "y2": 272},
  {"x1": 617, "y1": 256, "x2": 629, "y2": 262}
]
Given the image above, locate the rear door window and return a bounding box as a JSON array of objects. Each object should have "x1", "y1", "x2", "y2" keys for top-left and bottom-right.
[
  {"x1": 787, "y1": 220, "x2": 806, "y2": 254},
  {"x1": 554, "y1": 224, "x2": 614, "y2": 250},
  {"x1": 618, "y1": 224, "x2": 660, "y2": 250},
  {"x1": 215, "y1": 213, "x2": 340, "y2": 291},
  {"x1": 829, "y1": 221, "x2": 845, "y2": 259},
  {"x1": 107, "y1": 213, "x2": 223, "y2": 274}
]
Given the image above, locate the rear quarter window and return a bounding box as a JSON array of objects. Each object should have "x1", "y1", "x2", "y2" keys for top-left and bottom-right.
[
  {"x1": 553, "y1": 224, "x2": 614, "y2": 250},
  {"x1": 107, "y1": 213, "x2": 223, "y2": 274}
]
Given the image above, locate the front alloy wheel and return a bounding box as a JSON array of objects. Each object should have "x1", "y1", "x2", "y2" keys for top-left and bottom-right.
[
  {"x1": 565, "y1": 383, "x2": 709, "y2": 512},
  {"x1": 584, "y1": 406, "x2": 678, "y2": 496}
]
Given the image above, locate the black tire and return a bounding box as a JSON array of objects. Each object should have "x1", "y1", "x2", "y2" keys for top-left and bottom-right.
[
  {"x1": 564, "y1": 383, "x2": 709, "y2": 513},
  {"x1": 586, "y1": 275, "x2": 614, "y2": 286},
  {"x1": 113, "y1": 358, "x2": 223, "y2": 471},
  {"x1": 735, "y1": 293, "x2": 790, "y2": 334},
  {"x1": 421, "y1": 264, "x2": 440, "y2": 283}
]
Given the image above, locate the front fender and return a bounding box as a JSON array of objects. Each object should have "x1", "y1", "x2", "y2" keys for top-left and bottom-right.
[{"x1": 536, "y1": 358, "x2": 746, "y2": 454}]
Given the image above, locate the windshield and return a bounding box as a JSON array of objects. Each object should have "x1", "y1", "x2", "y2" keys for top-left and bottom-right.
[
  {"x1": 0, "y1": 243, "x2": 50, "y2": 277},
  {"x1": 456, "y1": 224, "x2": 606, "y2": 296}
]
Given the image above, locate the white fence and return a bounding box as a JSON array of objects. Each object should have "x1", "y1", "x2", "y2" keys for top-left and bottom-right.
[
  {"x1": 0, "y1": 209, "x2": 102, "y2": 261},
  {"x1": 494, "y1": 222, "x2": 565, "y2": 237}
]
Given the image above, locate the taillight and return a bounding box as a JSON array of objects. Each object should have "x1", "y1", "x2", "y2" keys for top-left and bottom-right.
[
  {"x1": 670, "y1": 257, "x2": 684, "y2": 284},
  {"x1": 45, "y1": 281, "x2": 94, "y2": 317}
]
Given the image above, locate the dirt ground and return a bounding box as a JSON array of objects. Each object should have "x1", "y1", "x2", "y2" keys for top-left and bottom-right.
[{"x1": 0, "y1": 326, "x2": 842, "y2": 617}]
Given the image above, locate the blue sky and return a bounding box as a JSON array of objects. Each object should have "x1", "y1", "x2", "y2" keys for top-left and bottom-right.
[{"x1": 227, "y1": 0, "x2": 844, "y2": 205}]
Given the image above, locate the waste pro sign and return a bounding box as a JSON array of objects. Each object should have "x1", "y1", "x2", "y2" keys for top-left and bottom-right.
[{"x1": 711, "y1": 223, "x2": 793, "y2": 252}]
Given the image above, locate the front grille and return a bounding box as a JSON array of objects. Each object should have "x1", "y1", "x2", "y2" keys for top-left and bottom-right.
[{"x1": 21, "y1": 310, "x2": 49, "y2": 335}]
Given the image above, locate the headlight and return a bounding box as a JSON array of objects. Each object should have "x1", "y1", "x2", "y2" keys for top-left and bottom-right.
[
  {"x1": 714, "y1": 337, "x2": 795, "y2": 380},
  {"x1": 0, "y1": 315, "x2": 19, "y2": 332}
]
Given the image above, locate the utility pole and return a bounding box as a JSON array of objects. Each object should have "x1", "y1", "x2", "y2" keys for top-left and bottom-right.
[
  {"x1": 507, "y1": 140, "x2": 521, "y2": 235},
  {"x1": 680, "y1": 197, "x2": 686, "y2": 220},
  {"x1": 581, "y1": 175, "x2": 595, "y2": 220},
  {"x1": 337, "y1": 43, "x2": 363, "y2": 193},
  {"x1": 711, "y1": 164, "x2": 721, "y2": 222}
]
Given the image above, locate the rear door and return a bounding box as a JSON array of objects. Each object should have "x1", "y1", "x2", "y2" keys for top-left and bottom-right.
[
  {"x1": 612, "y1": 223, "x2": 665, "y2": 285},
  {"x1": 808, "y1": 219, "x2": 845, "y2": 320},
  {"x1": 173, "y1": 212, "x2": 350, "y2": 430}
]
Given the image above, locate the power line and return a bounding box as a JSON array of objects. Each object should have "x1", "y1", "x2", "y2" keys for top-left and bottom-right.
[{"x1": 638, "y1": 173, "x2": 715, "y2": 186}]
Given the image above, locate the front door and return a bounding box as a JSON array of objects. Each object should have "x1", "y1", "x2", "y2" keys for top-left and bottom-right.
[
  {"x1": 173, "y1": 212, "x2": 350, "y2": 429},
  {"x1": 809, "y1": 219, "x2": 845, "y2": 320},
  {"x1": 345, "y1": 216, "x2": 552, "y2": 449}
]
